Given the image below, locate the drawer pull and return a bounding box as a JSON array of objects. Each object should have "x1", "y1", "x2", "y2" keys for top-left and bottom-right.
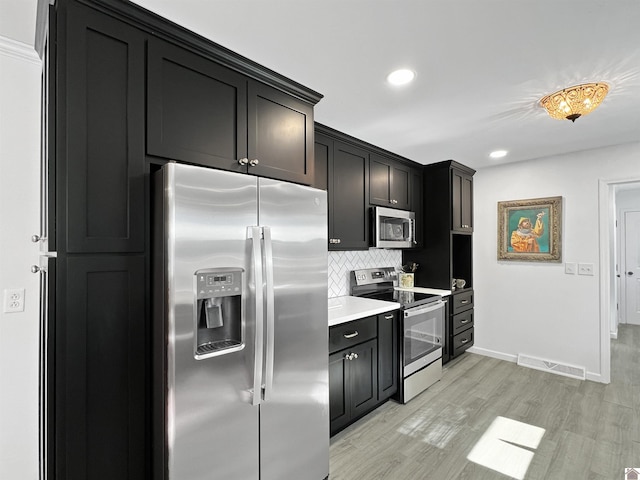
[
  {"x1": 460, "y1": 338, "x2": 469, "y2": 344},
  {"x1": 343, "y1": 331, "x2": 359, "y2": 339},
  {"x1": 384, "y1": 315, "x2": 394, "y2": 320},
  {"x1": 460, "y1": 319, "x2": 470, "y2": 324},
  {"x1": 460, "y1": 300, "x2": 470, "y2": 304}
]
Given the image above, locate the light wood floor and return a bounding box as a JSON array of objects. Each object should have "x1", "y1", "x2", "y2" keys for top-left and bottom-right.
[{"x1": 329, "y1": 324, "x2": 640, "y2": 479}]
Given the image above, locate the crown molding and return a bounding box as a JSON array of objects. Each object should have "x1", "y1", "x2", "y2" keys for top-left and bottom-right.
[{"x1": 0, "y1": 36, "x2": 41, "y2": 66}]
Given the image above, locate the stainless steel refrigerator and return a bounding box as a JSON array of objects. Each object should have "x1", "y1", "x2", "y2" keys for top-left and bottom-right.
[{"x1": 153, "y1": 162, "x2": 329, "y2": 480}]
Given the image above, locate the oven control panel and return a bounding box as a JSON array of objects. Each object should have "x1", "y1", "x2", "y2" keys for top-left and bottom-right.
[{"x1": 351, "y1": 267, "x2": 397, "y2": 287}]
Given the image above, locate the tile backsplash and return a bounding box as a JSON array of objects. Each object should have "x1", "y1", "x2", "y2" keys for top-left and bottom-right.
[{"x1": 328, "y1": 249, "x2": 402, "y2": 298}]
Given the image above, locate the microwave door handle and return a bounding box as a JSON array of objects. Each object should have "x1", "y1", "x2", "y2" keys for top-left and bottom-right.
[
  {"x1": 411, "y1": 218, "x2": 417, "y2": 245},
  {"x1": 248, "y1": 226, "x2": 264, "y2": 406}
]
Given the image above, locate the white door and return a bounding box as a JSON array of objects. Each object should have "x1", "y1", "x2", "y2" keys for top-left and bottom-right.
[{"x1": 624, "y1": 211, "x2": 640, "y2": 325}]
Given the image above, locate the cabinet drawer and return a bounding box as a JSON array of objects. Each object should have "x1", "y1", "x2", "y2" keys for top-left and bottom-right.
[
  {"x1": 452, "y1": 309, "x2": 474, "y2": 335},
  {"x1": 452, "y1": 328, "x2": 474, "y2": 357},
  {"x1": 329, "y1": 316, "x2": 377, "y2": 354},
  {"x1": 452, "y1": 290, "x2": 473, "y2": 314}
]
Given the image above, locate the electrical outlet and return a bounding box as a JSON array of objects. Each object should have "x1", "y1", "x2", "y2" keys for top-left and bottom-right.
[
  {"x1": 565, "y1": 263, "x2": 576, "y2": 274},
  {"x1": 578, "y1": 263, "x2": 594, "y2": 276},
  {"x1": 3, "y1": 288, "x2": 25, "y2": 313}
]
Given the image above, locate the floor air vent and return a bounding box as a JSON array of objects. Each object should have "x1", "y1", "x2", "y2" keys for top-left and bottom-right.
[{"x1": 517, "y1": 354, "x2": 586, "y2": 380}]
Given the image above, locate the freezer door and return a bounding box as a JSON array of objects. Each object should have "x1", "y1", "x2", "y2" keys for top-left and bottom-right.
[
  {"x1": 164, "y1": 163, "x2": 260, "y2": 480},
  {"x1": 258, "y1": 178, "x2": 330, "y2": 480}
]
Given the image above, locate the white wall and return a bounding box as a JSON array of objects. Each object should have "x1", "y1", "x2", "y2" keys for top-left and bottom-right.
[
  {"x1": 472, "y1": 142, "x2": 640, "y2": 382},
  {"x1": 0, "y1": 37, "x2": 41, "y2": 479}
]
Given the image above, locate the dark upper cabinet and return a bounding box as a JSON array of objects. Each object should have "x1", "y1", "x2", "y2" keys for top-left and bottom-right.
[
  {"x1": 147, "y1": 38, "x2": 248, "y2": 173},
  {"x1": 247, "y1": 81, "x2": 315, "y2": 184},
  {"x1": 317, "y1": 132, "x2": 369, "y2": 250},
  {"x1": 65, "y1": 3, "x2": 146, "y2": 253},
  {"x1": 452, "y1": 169, "x2": 473, "y2": 232},
  {"x1": 369, "y1": 153, "x2": 411, "y2": 210},
  {"x1": 147, "y1": 38, "x2": 314, "y2": 185}
]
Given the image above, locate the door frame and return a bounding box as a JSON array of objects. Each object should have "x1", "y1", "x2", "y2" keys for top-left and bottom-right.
[
  {"x1": 620, "y1": 208, "x2": 640, "y2": 326},
  {"x1": 599, "y1": 176, "x2": 640, "y2": 385}
]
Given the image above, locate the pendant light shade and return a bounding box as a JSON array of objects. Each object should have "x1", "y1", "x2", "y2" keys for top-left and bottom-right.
[{"x1": 540, "y1": 82, "x2": 609, "y2": 122}]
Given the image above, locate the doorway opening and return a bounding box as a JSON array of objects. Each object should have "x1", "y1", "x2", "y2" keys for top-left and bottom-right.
[{"x1": 599, "y1": 178, "x2": 640, "y2": 384}]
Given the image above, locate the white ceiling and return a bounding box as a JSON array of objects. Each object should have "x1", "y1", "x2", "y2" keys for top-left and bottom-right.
[{"x1": 4, "y1": 0, "x2": 640, "y2": 169}]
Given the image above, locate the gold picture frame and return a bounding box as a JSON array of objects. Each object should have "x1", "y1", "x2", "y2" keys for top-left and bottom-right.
[{"x1": 497, "y1": 196, "x2": 562, "y2": 262}]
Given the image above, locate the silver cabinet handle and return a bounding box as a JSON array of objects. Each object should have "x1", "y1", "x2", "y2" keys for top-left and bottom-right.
[
  {"x1": 238, "y1": 158, "x2": 249, "y2": 165},
  {"x1": 460, "y1": 338, "x2": 469, "y2": 344},
  {"x1": 390, "y1": 199, "x2": 398, "y2": 204},
  {"x1": 31, "y1": 234, "x2": 41, "y2": 243},
  {"x1": 249, "y1": 159, "x2": 259, "y2": 167},
  {"x1": 345, "y1": 352, "x2": 359, "y2": 361},
  {"x1": 329, "y1": 238, "x2": 342, "y2": 244},
  {"x1": 343, "y1": 331, "x2": 358, "y2": 339},
  {"x1": 384, "y1": 315, "x2": 394, "y2": 320},
  {"x1": 460, "y1": 319, "x2": 470, "y2": 324},
  {"x1": 460, "y1": 300, "x2": 469, "y2": 304}
]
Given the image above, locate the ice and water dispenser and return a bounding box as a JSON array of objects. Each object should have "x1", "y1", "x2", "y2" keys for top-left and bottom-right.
[{"x1": 194, "y1": 268, "x2": 244, "y2": 359}]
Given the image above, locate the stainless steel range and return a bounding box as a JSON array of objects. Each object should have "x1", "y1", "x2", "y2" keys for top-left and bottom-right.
[{"x1": 351, "y1": 267, "x2": 444, "y2": 403}]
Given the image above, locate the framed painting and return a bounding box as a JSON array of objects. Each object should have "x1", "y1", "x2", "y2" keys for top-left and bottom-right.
[{"x1": 497, "y1": 196, "x2": 562, "y2": 262}]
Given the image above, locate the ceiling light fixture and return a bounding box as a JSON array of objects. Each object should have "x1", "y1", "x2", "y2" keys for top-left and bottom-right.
[
  {"x1": 387, "y1": 69, "x2": 415, "y2": 86},
  {"x1": 539, "y1": 82, "x2": 609, "y2": 122},
  {"x1": 489, "y1": 150, "x2": 508, "y2": 159}
]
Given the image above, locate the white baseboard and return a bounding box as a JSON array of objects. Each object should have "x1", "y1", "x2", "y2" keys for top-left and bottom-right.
[
  {"x1": 610, "y1": 329, "x2": 618, "y2": 340},
  {"x1": 466, "y1": 346, "x2": 517, "y2": 363},
  {"x1": 468, "y1": 347, "x2": 609, "y2": 384}
]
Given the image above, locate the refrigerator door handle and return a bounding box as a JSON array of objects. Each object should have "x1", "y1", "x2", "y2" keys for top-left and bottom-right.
[
  {"x1": 262, "y1": 226, "x2": 275, "y2": 401},
  {"x1": 249, "y1": 226, "x2": 265, "y2": 406}
]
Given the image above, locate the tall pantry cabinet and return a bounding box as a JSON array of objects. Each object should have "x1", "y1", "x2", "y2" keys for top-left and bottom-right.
[
  {"x1": 34, "y1": 1, "x2": 322, "y2": 478},
  {"x1": 403, "y1": 160, "x2": 476, "y2": 363}
]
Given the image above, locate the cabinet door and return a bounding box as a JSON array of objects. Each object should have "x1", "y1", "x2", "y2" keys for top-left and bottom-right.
[
  {"x1": 329, "y1": 351, "x2": 350, "y2": 434},
  {"x1": 59, "y1": 255, "x2": 146, "y2": 480},
  {"x1": 349, "y1": 340, "x2": 378, "y2": 419},
  {"x1": 369, "y1": 154, "x2": 410, "y2": 210},
  {"x1": 329, "y1": 141, "x2": 369, "y2": 249},
  {"x1": 452, "y1": 169, "x2": 473, "y2": 232},
  {"x1": 377, "y1": 312, "x2": 398, "y2": 401},
  {"x1": 147, "y1": 37, "x2": 248, "y2": 172},
  {"x1": 66, "y1": 3, "x2": 145, "y2": 253},
  {"x1": 248, "y1": 81, "x2": 314, "y2": 185}
]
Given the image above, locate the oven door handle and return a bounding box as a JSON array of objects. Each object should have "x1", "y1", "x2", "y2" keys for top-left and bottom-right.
[{"x1": 403, "y1": 299, "x2": 445, "y2": 317}]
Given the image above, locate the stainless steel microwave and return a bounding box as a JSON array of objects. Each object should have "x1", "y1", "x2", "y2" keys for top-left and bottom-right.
[{"x1": 372, "y1": 206, "x2": 416, "y2": 248}]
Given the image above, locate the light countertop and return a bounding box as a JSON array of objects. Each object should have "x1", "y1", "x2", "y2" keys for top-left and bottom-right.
[{"x1": 328, "y1": 296, "x2": 399, "y2": 327}]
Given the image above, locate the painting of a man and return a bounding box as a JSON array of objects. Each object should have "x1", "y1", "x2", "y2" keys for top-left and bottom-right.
[{"x1": 510, "y1": 212, "x2": 545, "y2": 252}]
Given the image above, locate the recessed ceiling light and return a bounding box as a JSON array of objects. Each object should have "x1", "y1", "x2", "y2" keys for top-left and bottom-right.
[
  {"x1": 489, "y1": 150, "x2": 508, "y2": 159},
  {"x1": 387, "y1": 69, "x2": 416, "y2": 86}
]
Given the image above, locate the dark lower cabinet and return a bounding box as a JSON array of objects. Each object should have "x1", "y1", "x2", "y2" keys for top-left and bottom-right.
[
  {"x1": 377, "y1": 312, "x2": 398, "y2": 401},
  {"x1": 60, "y1": 255, "x2": 146, "y2": 479},
  {"x1": 329, "y1": 339, "x2": 378, "y2": 435},
  {"x1": 448, "y1": 289, "x2": 474, "y2": 361},
  {"x1": 329, "y1": 311, "x2": 399, "y2": 436}
]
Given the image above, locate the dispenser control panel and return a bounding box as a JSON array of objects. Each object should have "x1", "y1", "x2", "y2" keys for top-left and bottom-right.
[{"x1": 196, "y1": 268, "x2": 242, "y2": 298}]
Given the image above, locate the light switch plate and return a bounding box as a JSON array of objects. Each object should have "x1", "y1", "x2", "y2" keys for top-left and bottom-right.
[
  {"x1": 578, "y1": 263, "x2": 594, "y2": 276},
  {"x1": 565, "y1": 263, "x2": 576, "y2": 275}
]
